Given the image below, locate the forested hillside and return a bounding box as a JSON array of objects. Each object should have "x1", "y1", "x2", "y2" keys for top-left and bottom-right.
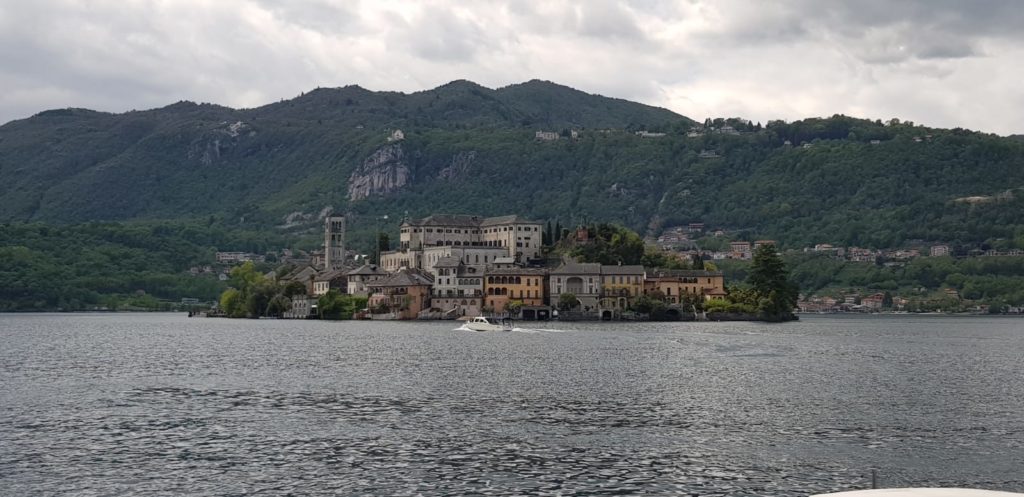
[
  {"x1": 0, "y1": 222, "x2": 289, "y2": 311},
  {"x1": 1, "y1": 80, "x2": 1023, "y2": 251}
]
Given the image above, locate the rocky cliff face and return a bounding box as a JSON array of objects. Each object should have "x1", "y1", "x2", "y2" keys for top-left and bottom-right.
[
  {"x1": 438, "y1": 151, "x2": 476, "y2": 181},
  {"x1": 347, "y1": 144, "x2": 410, "y2": 201}
]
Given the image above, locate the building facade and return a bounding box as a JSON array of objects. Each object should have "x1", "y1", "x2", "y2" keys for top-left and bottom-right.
[
  {"x1": 599, "y1": 265, "x2": 646, "y2": 312},
  {"x1": 429, "y1": 256, "x2": 484, "y2": 317},
  {"x1": 422, "y1": 246, "x2": 508, "y2": 273},
  {"x1": 643, "y1": 269, "x2": 726, "y2": 304},
  {"x1": 483, "y1": 267, "x2": 548, "y2": 315},
  {"x1": 345, "y1": 264, "x2": 387, "y2": 296},
  {"x1": 366, "y1": 269, "x2": 434, "y2": 320},
  {"x1": 396, "y1": 214, "x2": 544, "y2": 263},
  {"x1": 549, "y1": 261, "x2": 603, "y2": 312},
  {"x1": 313, "y1": 268, "x2": 349, "y2": 296},
  {"x1": 324, "y1": 216, "x2": 346, "y2": 270}
]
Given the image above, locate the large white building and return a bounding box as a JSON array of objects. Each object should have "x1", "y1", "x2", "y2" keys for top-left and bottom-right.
[
  {"x1": 324, "y1": 216, "x2": 346, "y2": 270},
  {"x1": 380, "y1": 214, "x2": 545, "y2": 272},
  {"x1": 395, "y1": 214, "x2": 544, "y2": 263}
]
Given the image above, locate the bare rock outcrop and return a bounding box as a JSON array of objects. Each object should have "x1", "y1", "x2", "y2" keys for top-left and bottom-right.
[
  {"x1": 438, "y1": 151, "x2": 476, "y2": 180},
  {"x1": 347, "y1": 144, "x2": 410, "y2": 201}
]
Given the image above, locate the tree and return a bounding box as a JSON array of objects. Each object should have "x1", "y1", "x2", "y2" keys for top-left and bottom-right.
[
  {"x1": 318, "y1": 290, "x2": 367, "y2": 320},
  {"x1": 882, "y1": 291, "x2": 894, "y2": 309},
  {"x1": 691, "y1": 254, "x2": 705, "y2": 270},
  {"x1": 245, "y1": 280, "x2": 277, "y2": 318},
  {"x1": 220, "y1": 288, "x2": 244, "y2": 317},
  {"x1": 229, "y1": 261, "x2": 265, "y2": 292},
  {"x1": 282, "y1": 280, "x2": 307, "y2": 298},
  {"x1": 570, "y1": 223, "x2": 645, "y2": 265},
  {"x1": 747, "y1": 244, "x2": 799, "y2": 320},
  {"x1": 558, "y1": 293, "x2": 578, "y2": 311},
  {"x1": 377, "y1": 233, "x2": 390, "y2": 254},
  {"x1": 266, "y1": 294, "x2": 290, "y2": 317},
  {"x1": 506, "y1": 299, "x2": 523, "y2": 316}
]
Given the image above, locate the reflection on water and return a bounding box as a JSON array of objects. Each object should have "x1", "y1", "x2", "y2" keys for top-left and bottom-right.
[{"x1": 1, "y1": 313, "x2": 1023, "y2": 495}]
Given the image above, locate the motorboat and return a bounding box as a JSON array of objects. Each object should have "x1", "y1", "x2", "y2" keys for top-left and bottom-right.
[{"x1": 465, "y1": 316, "x2": 512, "y2": 332}]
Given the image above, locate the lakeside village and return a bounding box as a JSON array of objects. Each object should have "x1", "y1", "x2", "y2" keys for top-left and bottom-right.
[{"x1": 206, "y1": 213, "x2": 798, "y2": 322}]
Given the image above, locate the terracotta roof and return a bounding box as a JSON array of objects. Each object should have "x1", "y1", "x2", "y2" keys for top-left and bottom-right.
[
  {"x1": 479, "y1": 215, "x2": 542, "y2": 226},
  {"x1": 279, "y1": 265, "x2": 318, "y2": 282},
  {"x1": 648, "y1": 269, "x2": 724, "y2": 278},
  {"x1": 403, "y1": 214, "x2": 481, "y2": 227},
  {"x1": 314, "y1": 268, "x2": 349, "y2": 282},
  {"x1": 371, "y1": 269, "x2": 434, "y2": 287},
  {"x1": 346, "y1": 264, "x2": 384, "y2": 276},
  {"x1": 600, "y1": 264, "x2": 645, "y2": 275},
  {"x1": 485, "y1": 267, "x2": 548, "y2": 276},
  {"x1": 550, "y1": 262, "x2": 602, "y2": 275}
]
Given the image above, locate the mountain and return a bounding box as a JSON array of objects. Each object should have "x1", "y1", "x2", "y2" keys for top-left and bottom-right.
[
  {"x1": 1, "y1": 80, "x2": 1023, "y2": 250},
  {"x1": 0, "y1": 80, "x2": 686, "y2": 224}
]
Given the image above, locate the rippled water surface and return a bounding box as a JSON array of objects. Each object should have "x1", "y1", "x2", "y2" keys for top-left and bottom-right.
[{"x1": 2, "y1": 314, "x2": 1023, "y2": 496}]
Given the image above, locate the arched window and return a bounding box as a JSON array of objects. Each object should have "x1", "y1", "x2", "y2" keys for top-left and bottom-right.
[
  {"x1": 514, "y1": 276, "x2": 521, "y2": 284},
  {"x1": 487, "y1": 276, "x2": 494, "y2": 284}
]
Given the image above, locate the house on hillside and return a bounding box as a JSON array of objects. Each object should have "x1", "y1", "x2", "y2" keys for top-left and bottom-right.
[{"x1": 729, "y1": 241, "x2": 752, "y2": 260}]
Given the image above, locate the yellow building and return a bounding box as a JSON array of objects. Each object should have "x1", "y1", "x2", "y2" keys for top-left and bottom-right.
[
  {"x1": 599, "y1": 265, "x2": 645, "y2": 311},
  {"x1": 643, "y1": 269, "x2": 726, "y2": 304},
  {"x1": 483, "y1": 268, "x2": 548, "y2": 314}
]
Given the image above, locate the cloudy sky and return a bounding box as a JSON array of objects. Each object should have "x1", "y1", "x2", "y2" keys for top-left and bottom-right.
[{"x1": 2, "y1": 0, "x2": 1023, "y2": 134}]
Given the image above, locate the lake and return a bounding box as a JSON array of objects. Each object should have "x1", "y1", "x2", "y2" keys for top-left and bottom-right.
[{"x1": 1, "y1": 313, "x2": 1022, "y2": 496}]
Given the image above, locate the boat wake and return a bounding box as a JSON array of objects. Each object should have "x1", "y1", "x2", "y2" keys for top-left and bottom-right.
[{"x1": 453, "y1": 324, "x2": 567, "y2": 334}]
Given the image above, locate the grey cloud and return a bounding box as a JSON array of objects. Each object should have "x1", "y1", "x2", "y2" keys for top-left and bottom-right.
[
  {"x1": 387, "y1": 8, "x2": 495, "y2": 63},
  {"x1": 0, "y1": 0, "x2": 1023, "y2": 135},
  {"x1": 573, "y1": 1, "x2": 649, "y2": 42},
  {"x1": 253, "y1": 0, "x2": 357, "y2": 34},
  {"x1": 693, "y1": 1, "x2": 1016, "y2": 65}
]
